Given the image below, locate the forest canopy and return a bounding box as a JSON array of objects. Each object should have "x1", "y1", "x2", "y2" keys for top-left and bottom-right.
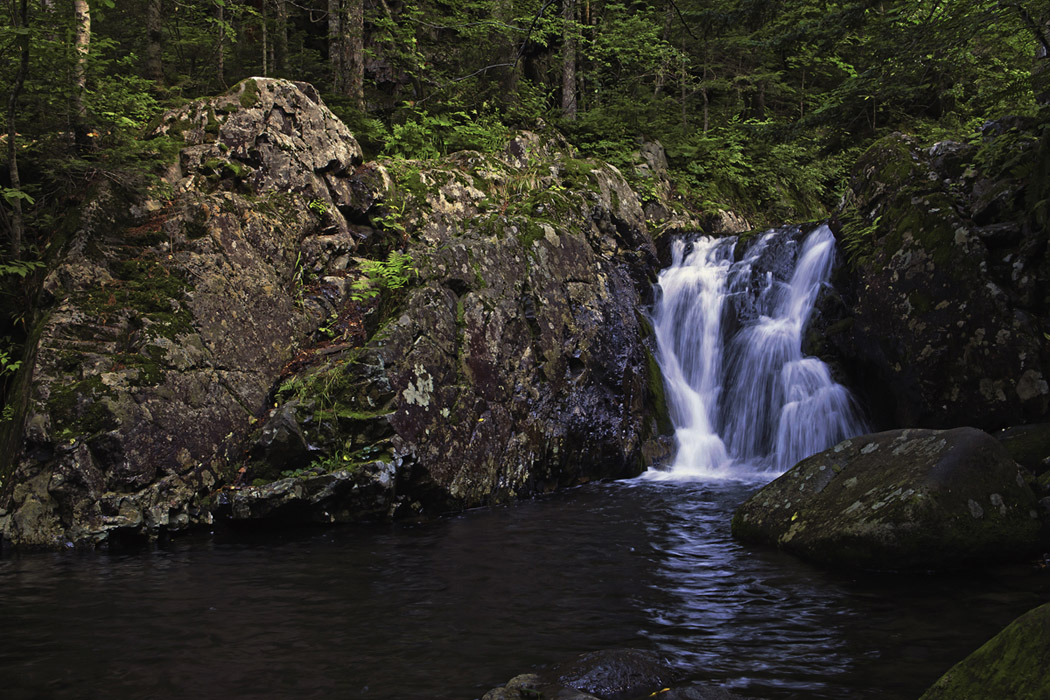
[{"x1": 0, "y1": 0, "x2": 1046, "y2": 259}]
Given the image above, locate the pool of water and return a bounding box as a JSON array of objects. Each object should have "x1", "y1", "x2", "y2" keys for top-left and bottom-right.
[{"x1": 1, "y1": 477, "x2": 1047, "y2": 699}]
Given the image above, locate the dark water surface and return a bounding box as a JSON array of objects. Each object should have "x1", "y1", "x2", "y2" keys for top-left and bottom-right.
[{"x1": 2, "y1": 478, "x2": 1047, "y2": 700}]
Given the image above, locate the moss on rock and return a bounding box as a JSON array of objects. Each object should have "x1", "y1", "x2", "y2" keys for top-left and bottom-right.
[
  {"x1": 919, "y1": 602, "x2": 1050, "y2": 700},
  {"x1": 732, "y1": 427, "x2": 1045, "y2": 571}
]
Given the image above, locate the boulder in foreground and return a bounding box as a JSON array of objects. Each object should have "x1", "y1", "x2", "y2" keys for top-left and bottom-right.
[
  {"x1": 918, "y1": 602, "x2": 1050, "y2": 700},
  {"x1": 732, "y1": 428, "x2": 1044, "y2": 571}
]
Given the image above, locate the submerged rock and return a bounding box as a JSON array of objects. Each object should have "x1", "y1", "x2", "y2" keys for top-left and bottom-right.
[
  {"x1": 483, "y1": 649, "x2": 680, "y2": 700},
  {"x1": 918, "y1": 602, "x2": 1050, "y2": 700},
  {"x1": 732, "y1": 428, "x2": 1044, "y2": 571},
  {"x1": 549, "y1": 649, "x2": 676, "y2": 700}
]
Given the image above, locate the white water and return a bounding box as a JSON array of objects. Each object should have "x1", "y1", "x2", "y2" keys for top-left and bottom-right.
[{"x1": 646, "y1": 224, "x2": 867, "y2": 481}]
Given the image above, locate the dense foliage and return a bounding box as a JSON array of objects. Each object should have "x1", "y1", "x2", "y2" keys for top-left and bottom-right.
[{"x1": 0, "y1": 0, "x2": 1045, "y2": 401}]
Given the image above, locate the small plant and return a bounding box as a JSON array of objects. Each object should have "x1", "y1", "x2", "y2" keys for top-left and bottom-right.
[
  {"x1": 0, "y1": 259, "x2": 44, "y2": 278},
  {"x1": 371, "y1": 200, "x2": 408, "y2": 238},
  {"x1": 308, "y1": 198, "x2": 329, "y2": 217},
  {"x1": 349, "y1": 251, "x2": 415, "y2": 302},
  {"x1": 279, "y1": 467, "x2": 319, "y2": 479},
  {"x1": 318, "y1": 312, "x2": 340, "y2": 339},
  {"x1": 0, "y1": 347, "x2": 22, "y2": 378},
  {"x1": 383, "y1": 108, "x2": 509, "y2": 159}
]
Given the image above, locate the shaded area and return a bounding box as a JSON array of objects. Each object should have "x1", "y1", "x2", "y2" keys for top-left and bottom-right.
[{"x1": 1, "y1": 480, "x2": 1047, "y2": 700}]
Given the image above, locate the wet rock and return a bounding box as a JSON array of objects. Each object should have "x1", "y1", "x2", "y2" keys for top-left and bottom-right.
[
  {"x1": 222, "y1": 461, "x2": 395, "y2": 524},
  {"x1": 708, "y1": 209, "x2": 750, "y2": 235},
  {"x1": 918, "y1": 602, "x2": 1050, "y2": 700},
  {"x1": 482, "y1": 674, "x2": 550, "y2": 700},
  {"x1": 545, "y1": 649, "x2": 676, "y2": 700},
  {"x1": 246, "y1": 403, "x2": 312, "y2": 474},
  {"x1": 257, "y1": 130, "x2": 675, "y2": 521},
  {"x1": 484, "y1": 649, "x2": 677, "y2": 700},
  {"x1": 657, "y1": 685, "x2": 746, "y2": 700},
  {"x1": 732, "y1": 428, "x2": 1045, "y2": 571}
]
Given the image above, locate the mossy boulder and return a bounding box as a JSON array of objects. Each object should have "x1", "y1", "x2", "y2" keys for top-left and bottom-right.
[
  {"x1": 918, "y1": 602, "x2": 1050, "y2": 700},
  {"x1": 732, "y1": 428, "x2": 1045, "y2": 571},
  {"x1": 245, "y1": 130, "x2": 676, "y2": 520},
  {"x1": 828, "y1": 126, "x2": 1049, "y2": 431},
  {"x1": 0, "y1": 79, "x2": 375, "y2": 548},
  {"x1": 0, "y1": 81, "x2": 677, "y2": 548}
]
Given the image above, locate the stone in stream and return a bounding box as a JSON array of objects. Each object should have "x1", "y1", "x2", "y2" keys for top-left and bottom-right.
[
  {"x1": 732, "y1": 427, "x2": 1045, "y2": 571},
  {"x1": 548, "y1": 649, "x2": 676, "y2": 699},
  {"x1": 918, "y1": 602, "x2": 1050, "y2": 700},
  {"x1": 483, "y1": 649, "x2": 685, "y2": 700}
]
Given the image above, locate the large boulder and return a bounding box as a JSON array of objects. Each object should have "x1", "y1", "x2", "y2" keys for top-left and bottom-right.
[
  {"x1": 241, "y1": 132, "x2": 676, "y2": 520},
  {"x1": 918, "y1": 602, "x2": 1050, "y2": 700},
  {"x1": 732, "y1": 428, "x2": 1045, "y2": 571},
  {"x1": 0, "y1": 80, "x2": 676, "y2": 548},
  {"x1": 823, "y1": 126, "x2": 1049, "y2": 431},
  {"x1": 0, "y1": 78, "x2": 365, "y2": 548}
]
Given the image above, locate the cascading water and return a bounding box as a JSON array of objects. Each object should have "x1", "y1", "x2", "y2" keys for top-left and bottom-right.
[{"x1": 648, "y1": 224, "x2": 867, "y2": 479}]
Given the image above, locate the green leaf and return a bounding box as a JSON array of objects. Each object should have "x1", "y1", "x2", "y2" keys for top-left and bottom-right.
[{"x1": 2, "y1": 188, "x2": 35, "y2": 206}]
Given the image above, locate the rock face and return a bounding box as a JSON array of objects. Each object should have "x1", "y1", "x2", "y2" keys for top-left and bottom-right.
[
  {"x1": 918, "y1": 602, "x2": 1050, "y2": 700},
  {"x1": 0, "y1": 79, "x2": 676, "y2": 548},
  {"x1": 824, "y1": 126, "x2": 1049, "y2": 431},
  {"x1": 732, "y1": 428, "x2": 1044, "y2": 571},
  {"x1": 241, "y1": 131, "x2": 675, "y2": 521}
]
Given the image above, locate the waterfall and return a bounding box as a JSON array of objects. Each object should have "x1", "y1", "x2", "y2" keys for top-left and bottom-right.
[{"x1": 647, "y1": 224, "x2": 867, "y2": 480}]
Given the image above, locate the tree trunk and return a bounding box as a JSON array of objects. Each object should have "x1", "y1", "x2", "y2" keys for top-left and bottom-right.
[
  {"x1": 328, "y1": 0, "x2": 344, "y2": 92},
  {"x1": 145, "y1": 0, "x2": 163, "y2": 85},
  {"x1": 261, "y1": 0, "x2": 268, "y2": 76},
  {"x1": 72, "y1": 0, "x2": 91, "y2": 148},
  {"x1": 494, "y1": 0, "x2": 520, "y2": 105},
  {"x1": 216, "y1": 2, "x2": 225, "y2": 88},
  {"x1": 7, "y1": 0, "x2": 29, "y2": 257},
  {"x1": 561, "y1": 0, "x2": 576, "y2": 119},
  {"x1": 800, "y1": 67, "x2": 805, "y2": 119},
  {"x1": 702, "y1": 40, "x2": 709, "y2": 133},
  {"x1": 273, "y1": 0, "x2": 288, "y2": 75},
  {"x1": 680, "y1": 34, "x2": 688, "y2": 131},
  {"x1": 344, "y1": 0, "x2": 364, "y2": 109},
  {"x1": 653, "y1": 3, "x2": 673, "y2": 98}
]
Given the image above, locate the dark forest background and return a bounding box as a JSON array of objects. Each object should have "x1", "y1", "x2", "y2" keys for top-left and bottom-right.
[{"x1": 0, "y1": 0, "x2": 1046, "y2": 391}]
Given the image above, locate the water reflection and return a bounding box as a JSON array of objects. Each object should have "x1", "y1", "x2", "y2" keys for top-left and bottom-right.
[{"x1": 0, "y1": 481, "x2": 1047, "y2": 700}]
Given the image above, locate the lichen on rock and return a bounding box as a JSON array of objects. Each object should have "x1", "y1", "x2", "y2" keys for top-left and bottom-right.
[
  {"x1": 732, "y1": 427, "x2": 1045, "y2": 571},
  {"x1": 0, "y1": 80, "x2": 677, "y2": 549},
  {"x1": 825, "y1": 126, "x2": 1049, "y2": 431},
  {"x1": 0, "y1": 79, "x2": 381, "y2": 548}
]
